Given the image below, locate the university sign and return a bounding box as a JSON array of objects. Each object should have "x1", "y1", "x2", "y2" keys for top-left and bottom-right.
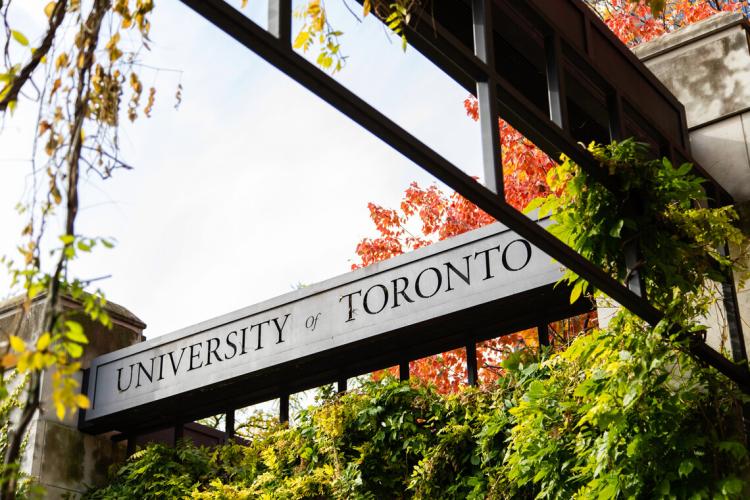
[{"x1": 81, "y1": 219, "x2": 563, "y2": 427}]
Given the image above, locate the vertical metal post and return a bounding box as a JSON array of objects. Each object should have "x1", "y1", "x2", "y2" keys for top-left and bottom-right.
[
  {"x1": 173, "y1": 422, "x2": 184, "y2": 446},
  {"x1": 544, "y1": 33, "x2": 568, "y2": 130},
  {"x1": 279, "y1": 394, "x2": 290, "y2": 423},
  {"x1": 225, "y1": 409, "x2": 235, "y2": 439},
  {"x1": 399, "y1": 361, "x2": 410, "y2": 381},
  {"x1": 720, "y1": 244, "x2": 748, "y2": 364},
  {"x1": 268, "y1": 0, "x2": 291, "y2": 46},
  {"x1": 472, "y1": 0, "x2": 504, "y2": 197},
  {"x1": 537, "y1": 323, "x2": 550, "y2": 348},
  {"x1": 337, "y1": 377, "x2": 347, "y2": 393},
  {"x1": 607, "y1": 93, "x2": 625, "y2": 147},
  {"x1": 466, "y1": 342, "x2": 478, "y2": 386},
  {"x1": 608, "y1": 92, "x2": 646, "y2": 298},
  {"x1": 126, "y1": 435, "x2": 136, "y2": 456}
]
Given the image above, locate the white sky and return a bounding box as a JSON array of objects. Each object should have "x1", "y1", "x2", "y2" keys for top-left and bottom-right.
[{"x1": 0, "y1": 0, "x2": 483, "y2": 338}]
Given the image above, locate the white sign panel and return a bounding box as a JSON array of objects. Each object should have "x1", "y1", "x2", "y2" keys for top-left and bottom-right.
[{"x1": 83, "y1": 220, "x2": 561, "y2": 422}]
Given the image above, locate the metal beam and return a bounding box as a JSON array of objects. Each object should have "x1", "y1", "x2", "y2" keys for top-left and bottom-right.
[
  {"x1": 279, "y1": 393, "x2": 289, "y2": 423},
  {"x1": 175, "y1": 0, "x2": 750, "y2": 389},
  {"x1": 466, "y1": 341, "x2": 478, "y2": 386},
  {"x1": 225, "y1": 409, "x2": 235, "y2": 439},
  {"x1": 399, "y1": 361, "x2": 410, "y2": 382},
  {"x1": 177, "y1": 0, "x2": 659, "y2": 322},
  {"x1": 544, "y1": 33, "x2": 568, "y2": 130},
  {"x1": 268, "y1": 0, "x2": 291, "y2": 46},
  {"x1": 472, "y1": 0, "x2": 503, "y2": 196},
  {"x1": 537, "y1": 322, "x2": 550, "y2": 347}
]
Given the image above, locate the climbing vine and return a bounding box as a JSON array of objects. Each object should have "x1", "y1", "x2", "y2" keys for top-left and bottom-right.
[{"x1": 87, "y1": 141, "x2": 750, "y2": 498}]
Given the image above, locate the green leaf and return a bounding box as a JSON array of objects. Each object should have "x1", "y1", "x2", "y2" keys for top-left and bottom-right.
[
  {"x1": 523, "y1": 196, "x2": 545, "y2": 215},
  {"x1": 526, "y1": 380, "x2": 545, "y2": 401},
  {"x1": 64, "y1": 342, "x2": 84, "y2": 358},
  {"x1": 678, "y1": 460, "x2": 694, "y2": 478},
  {"x1": 65, "y1": 320, "x2": 88, "y2": 344},
  {"x1": 608, "y1": 219, "x2": 624, "y2": 238},
  {"x1": 570, "y1": 279, "x2": 586, "y2": 304},
  {"x1": 622, "y1": 386, "x2": 638, "y2": 407},
  {"x1": 720, "y1": 477, "x2": 744, "y2": 495}
]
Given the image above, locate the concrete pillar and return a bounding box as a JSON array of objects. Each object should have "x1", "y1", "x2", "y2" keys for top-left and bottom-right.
[
  {"x1": 633, "y1": 13, "x2": 750, "y2": 355},
  {"x1": 0, "y1": 295, "x2": 145, "y2": 498}
]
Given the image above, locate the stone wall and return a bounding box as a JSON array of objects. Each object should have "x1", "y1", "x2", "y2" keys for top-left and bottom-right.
[
  {"x1": 633, "y1": 12, "x2": 750, "y2": 356},
  {"x1": 0, "y1": 295, "x2": 145, "y2": 498},
  {"x1": 634, "y1": 12, "x2": 750, "y2": 202}
]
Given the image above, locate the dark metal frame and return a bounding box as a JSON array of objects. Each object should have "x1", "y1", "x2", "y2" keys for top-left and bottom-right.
[{"x1": 101, "y1": 0, "x2": 748, "y2": 441}]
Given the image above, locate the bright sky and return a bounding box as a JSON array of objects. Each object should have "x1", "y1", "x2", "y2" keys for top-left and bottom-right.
[{"x1": 0, "y1": 1, "x2": 483, "y2": 338}]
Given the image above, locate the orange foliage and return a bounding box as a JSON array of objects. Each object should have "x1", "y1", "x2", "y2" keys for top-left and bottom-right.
[
  {"x1": 463, "y1": 97, "x2": 556, "y2": 211},
  {"x1": 589, "y1": 0, "x2": 745, "y2": 47},
  {"x1": 358, "y1": 0, "x2": 741, "y2": 391},
  {"x1": 353, "y1": 179, "x2": 542, "y2": 393}
]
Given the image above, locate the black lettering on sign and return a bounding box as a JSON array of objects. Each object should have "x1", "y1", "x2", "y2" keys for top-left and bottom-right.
[
  {"x1": 224, "y1": 330, "x2": 238, "y2": 360},
  {"x1": 474, "y1": 246, "x2": 501, "y2": 280},
  {"x1": 239, "y1": 327, "x2": 249, "y2": 355},
  {"x1": 391, "y1": 277, "x2": 414, "y2": 308},
  {"x1": 415, "y1": 267, "x2": 442, "y2": 299},
  {"x1": 364, "y1": 284, "x2": 389, "y2": 314},
  {"x1": 135, "y1": 359, "x2": 155, "y2": 388},
  {"x1": 188, "y1": 343, "x2": 203, "y2": 371},
  {"x1": 206, "y1": 337, "x2": 222, "y2": 366},
  {"x1": 255, "y1": 320, "x2": 270, "y2": 350},
  {"x1": 502, "y1": 239, "x2": 532, "y2": 271},
  {"x1": 157, "y1": 353, "x2": 166, "y2": 381},
  {"x1": 117, "y1": 364, "x2": 133, "y2": 392},
  {"x1": 273, "y1": 314, "x2": 291, "y2": 344},
  {"x1": 169, "y1": 347, "x2": 187, "y2": 375},
  {"x1": 339, "y1": 290, "x2": 362, "y2": 322},
  {"x1": 444, "y1": 255, "x2": 471, "y2": 291}
]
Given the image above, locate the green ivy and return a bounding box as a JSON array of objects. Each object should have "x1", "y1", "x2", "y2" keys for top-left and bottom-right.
[
  {"x1": 87, "y1": 140, "x2": 750, "y2": 499},
  {"x1": 526, "y1": 139, "x2": 747, "y2": 316}
]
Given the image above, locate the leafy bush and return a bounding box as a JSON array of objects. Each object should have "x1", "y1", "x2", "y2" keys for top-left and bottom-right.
[{"x1": 87, "y1": 141, "x2": 750, "y2": 499}]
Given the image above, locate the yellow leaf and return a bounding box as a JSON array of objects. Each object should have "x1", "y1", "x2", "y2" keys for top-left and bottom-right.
[
  {"x1": 55, "y1": 53, "x2": 68, "y2": 71},
  {"x1": 363, "y1": 0, "x2": 371, "y2": 17},
  {"x1": 65, "y1": 321, "x2": 88, "y2": 344},
  {"x1": 293, "y1": 30, "x2": 310, "y2": 50},
  {"x1": 55, "y1": 401, "x2": 65, "y2": 420},
  {"x1": 75, "y1": 394, "x2": 90, "y2": 409},
  {"x1": 32, "y1": 352, "x2": 44, "y2": 371},
  {"x1": 307, "y1": 0, "x2": 321, "y2": 17},
  {"x1": 11, "y1": 30, "x2": 29, "y2": 47},
  {"x1": 1, "y1": 353, "x2": 17, "y2": 369},
  {"x1": 43, "y1": 353, "x2": 56, "y2": 367},
  {"x1": 36, "y1": 332, "x2": 51, "y2": 351},
  {"x1": 17, "y1": 353, "x2": 29, "y2": 373},
  {"x1": 10, "y1": 335, "x2": 26, "y2": 353},
  {"x1": 44, "y1": 2, "x2": 56, "y2": 18}
]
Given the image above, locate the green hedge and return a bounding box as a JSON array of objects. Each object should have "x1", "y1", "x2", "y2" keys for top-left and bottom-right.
[
  {"x1": 87, "y1": 141, "x2": 750, "y2": 499},
  {"x1": 86, "y1": 320, "x2": 749, "y2": 499}
]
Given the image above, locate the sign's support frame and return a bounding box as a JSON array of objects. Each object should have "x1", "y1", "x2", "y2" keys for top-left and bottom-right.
[{"x1": 175, "y1": 0, "x2": 750, "y2": 392}]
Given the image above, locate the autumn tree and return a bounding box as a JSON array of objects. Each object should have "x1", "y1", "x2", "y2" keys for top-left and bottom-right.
[
  {"x1": 352, "y1": 0, "x2": 747, "y2": 391},
  {"x1": 0, "y1": 1, "x2": 160, "y2": 497},
  {"x1": 0, "y1": 0, "x2": 744, "y2": 495},
  {"x1": 585, "y1": 0, "x2": 747, "y2": 47}
]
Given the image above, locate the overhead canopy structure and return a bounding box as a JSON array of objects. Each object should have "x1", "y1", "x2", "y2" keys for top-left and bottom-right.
[
  {"x1": 79, "y1": 0, "x2": 750, "y2": 436},
  {"x1": 176, "y1": 0, "x2": 745, "y2": 379}
]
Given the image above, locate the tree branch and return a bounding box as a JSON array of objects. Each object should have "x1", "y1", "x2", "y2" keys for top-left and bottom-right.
[
  {"x1": 1, "y1": 2, "x2": 109, "y2": 498},
  {"x1": 0, "y1": 0, "x2": 68, "y2": 113}
]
